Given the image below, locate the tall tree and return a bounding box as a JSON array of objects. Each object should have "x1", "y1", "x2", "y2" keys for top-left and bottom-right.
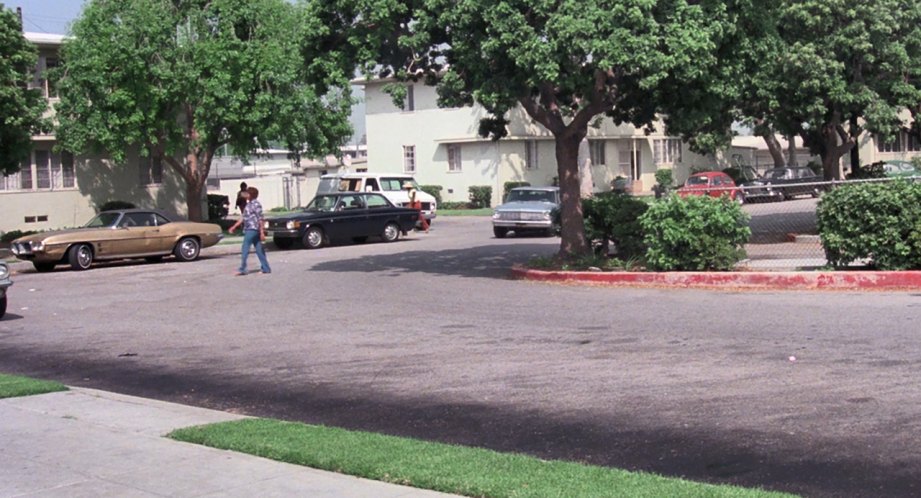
[
  {"x1": 55, "y1": 0, "x2": 352, "y2": 220},
  {"x1": 322, "y1": 0, "x2": 738, "y2": 259},
  {"x1": 0, "y1": 6, "x2": 48, "y2": 175},
  {"x1": 769, "y1": 0, "x2": 911, "y2": 180}
]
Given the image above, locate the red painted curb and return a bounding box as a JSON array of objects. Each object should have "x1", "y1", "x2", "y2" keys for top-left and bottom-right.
[{"x1": 509, "y1": 267, "x2": 921, "y2": 291}]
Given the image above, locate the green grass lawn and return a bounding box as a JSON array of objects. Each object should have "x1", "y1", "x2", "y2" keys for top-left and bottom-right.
[
  {"x1": 169, "y1": 419, "x2": 795, "y2": 498},
  {"x1": 0, "y1": 373, "x2": 67, "y2": 399},
  {"x1": 438, "y1": 208, "x2": 494, "y2": 217}
]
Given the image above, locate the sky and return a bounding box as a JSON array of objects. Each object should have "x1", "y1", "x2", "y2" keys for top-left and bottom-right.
[{"x1": 3, "y1": 0, "x2": 367, "y2": 144}]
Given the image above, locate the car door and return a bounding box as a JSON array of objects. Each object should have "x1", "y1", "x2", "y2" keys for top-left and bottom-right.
[
  {"x1": 328, "y1": 194, "x2": 369, "y2": 239},
  {"x1": 148, "y1": 213, "x2": 178, "y2": 252},
  {"x1": 111, "y1": 212, "x2": 157, "y2": 255},
  {"x1": 364, "y1": 193, "x2": 397, "y2": 234}
]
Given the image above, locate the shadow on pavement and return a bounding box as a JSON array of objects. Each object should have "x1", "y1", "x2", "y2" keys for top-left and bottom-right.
[
  {"x1": 0, "y1": 345, "x2": 916, "y2": 498},
  {"x1": 310, "y1": 243, "x2": 556, "y2": 279}
]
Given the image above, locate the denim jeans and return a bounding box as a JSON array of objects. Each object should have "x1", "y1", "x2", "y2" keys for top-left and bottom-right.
[{"x1": 240, "y1": 229, "x2": 271, "y2": 274}]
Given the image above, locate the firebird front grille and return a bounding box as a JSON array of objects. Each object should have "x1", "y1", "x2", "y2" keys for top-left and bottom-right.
[{"x1": 12, "y1": 242, "x2": 33, "y2": 254}]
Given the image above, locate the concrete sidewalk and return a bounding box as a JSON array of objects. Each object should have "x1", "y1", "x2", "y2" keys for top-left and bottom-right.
[{"x1": 0, "y1": 388, "x2": 458, "y2": 497}]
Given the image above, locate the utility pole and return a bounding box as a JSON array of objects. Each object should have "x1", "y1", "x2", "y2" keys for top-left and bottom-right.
[{"x1": 16, "y1": 7, "x2": 23, "y2": 31}]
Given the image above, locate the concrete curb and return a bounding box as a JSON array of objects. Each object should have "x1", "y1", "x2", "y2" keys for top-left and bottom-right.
[{"x1": 510, "y1": 266, "x2": 921, "y2": 291}]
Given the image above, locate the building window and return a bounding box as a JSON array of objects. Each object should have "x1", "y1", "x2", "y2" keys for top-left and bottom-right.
[
  {"x1": 589, "y1": 140, "x2": 606, "y2": 166},
  {"x1": 3, "y1": 151, "x2": 76, "y2": 191},
  {"x1": 61, "y1": 152, "x2": 75, "y2": 188},
  {"x1": 34, "y1": 150, "x2": 52, "y2": 189},
  {"x1": 139, "y1": 155, "x2": 163, "y2": 186},
  {"x1": 525, "y1": 141, "x2": 539, "y2": 170},
  {"x1": 653, "y1": 139, "x2": 682, "y2": 165},
  {"x1": 877, "y1": 130, "x2": 921, "y2": 153},
  {"x1": 43, "y1": 57, "x2": 58, "y2": 98},
  {"x1": 403, "y1": 145, "x2": 416, "y2": 173},
  {"x1": 447, "y1": 144, "x2": 462, "y2": 172}
]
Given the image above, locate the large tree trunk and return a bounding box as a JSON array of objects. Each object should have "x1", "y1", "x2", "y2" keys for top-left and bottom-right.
[
  {"x1": 849, "y1": 115, "x2": 861, "y2": 177},
  {"x1": 760, "y1": 129, "x2": 786, "y2": 168},
  {"x1": 819, "y1": 122, "x2": 855, "y2": 181},
  {"x1": 186, "y1": 179, "x2": 206, "y2": 222},
  {"x1": 555, "y1": 133, "x2": 590, "y2": 258},
  {"x1": 786, "y1": 135, "x2": 798, "y2": 167}
]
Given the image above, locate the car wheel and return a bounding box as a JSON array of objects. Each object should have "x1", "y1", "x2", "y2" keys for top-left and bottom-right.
[
  {"x1": 33, "y1": 262, "x2": 56, "y2": 273},
  {"x1": 812, "y1": 188, "x2": 821, "y2": 198},
  {"x1": 68, "y1": 244, "x2": 94, "y2": 271},
  {"x1": 493, "y1": 227, "x2": 508, "y2": 238},
  {"x1": 145, "y1": 256, "x2": 164, "y2": 263},
  {"x1": 0, "y1": 295, "x2": 6, "y2": 319},
  {"x1": 274, "y1": 238, "x2": 294, "y2": 250},
  {"x1": 381, "y1": 222, "x2": 401, "y2": 243},
  {"x1": 302, "y1": 226, "x2": 325, "y2": 249},
  {"x1": 173, "y1": 237, "x2": 201, "y2": 262}
]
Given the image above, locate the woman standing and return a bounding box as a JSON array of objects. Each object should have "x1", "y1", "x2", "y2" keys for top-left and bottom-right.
[{"x1": 228, "y1": 187, "x2": 271, "y2": 275}]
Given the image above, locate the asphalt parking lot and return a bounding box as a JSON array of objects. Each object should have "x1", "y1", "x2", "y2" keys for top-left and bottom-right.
[{"x1": 2, "y1": 215, "x2": 921, "y2": 497}]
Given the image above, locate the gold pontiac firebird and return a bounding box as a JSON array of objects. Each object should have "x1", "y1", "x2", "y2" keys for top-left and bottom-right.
[{"x1": 10, "y1": 209, "x2": 224, "y2": 272}]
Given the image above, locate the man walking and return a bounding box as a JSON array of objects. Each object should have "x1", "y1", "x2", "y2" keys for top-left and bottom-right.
[{"x1": 228, "y1": 187, "x2": 271, "y2": 275}]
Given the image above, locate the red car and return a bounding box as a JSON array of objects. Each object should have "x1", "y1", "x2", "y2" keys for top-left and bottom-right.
[{"x1": 677, "y1": 171, "x2": 744, "y2": 203}]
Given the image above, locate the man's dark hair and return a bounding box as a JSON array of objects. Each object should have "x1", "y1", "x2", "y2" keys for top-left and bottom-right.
[{"x1": 240, "y1": 182, "x2": 248, "y2": 190}]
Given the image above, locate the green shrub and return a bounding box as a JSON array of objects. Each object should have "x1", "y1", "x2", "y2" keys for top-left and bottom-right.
[
  {"x1": 503, "y1": 181, "x2": 531, "y2": 200},
  {"x1": 582, "y1": 192, "x2": 648, "y2": 260},
  {"x1": 98, "y1": 200, "x2": 136, "y2": 212},
  {"x1": 817, "y1": 180, "x2": 921, "y2": 269},
  {"x1": 419, "y1": 185, "x2": 443, "y2": 205},
  {"x1": 1, "y1": 230, "x2": 38, "y2": 243},
  {"x1": 640, "y1": 195, "x2": 751, "y2": 271},
  {"x1": 654, "y1": 169, "x2": 674, "y2": 188},
  {"x1": 468, "y1": 185, "x2": 493, "y2": 208},
  {"x1": 207, "y1": 194, "x2": 230, "y2": 221},
  {"x1": 846, "y1": 162, "x2": 887, "y2": 180},
  {"x1": 440, "y1": 201, "x2": 472, "y2": 210}
]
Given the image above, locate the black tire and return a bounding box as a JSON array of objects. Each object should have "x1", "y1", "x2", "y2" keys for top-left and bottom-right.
[
  {"x1": 493, "y1": 227, "x2": 508, "y2": 239},
  {"x1": 381, "y1": 222, "x2": 401, "y2": 243},
  {"x1": 145, "y1": 256, "x2": 164, "y2": 263},
  {"x1": 0, "y1": 294, "x2": 6, "y2": 319},
  {"x1": 173, "y1": 237, "x2": 201, "y2": 262},
  {"x1": 811, "y1": 188, "x2": 821, "y2": 198},
  {"x1": 33, "y1": 262, "x2": 56, "y2": 273},
  {"x1": 302, "y1": 226, "x2": 325, "y2": 249},
  {"x1": 68, "y1": 244, "x2": 94, "y2": 271},
  {"x1": 274, "y1": 238, "x2": 295, "y2": 250}
]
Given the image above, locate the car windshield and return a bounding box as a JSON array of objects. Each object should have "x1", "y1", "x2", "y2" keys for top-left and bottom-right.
[
  {"x1": 304, "y1": 195, "x2": 339, "y2": 212},
  {"x1": 506, "y1": 190, "x2": 556, "y2": 203},
  {"x1": 686, "y1": 175, "x2": 710, "y2": 186},
  {"x1": 84, "y1": 212, "x2": 121, "y2": 228},
  {"x1": 764, "y1": 169, "x2": 790, "y2": 179}
]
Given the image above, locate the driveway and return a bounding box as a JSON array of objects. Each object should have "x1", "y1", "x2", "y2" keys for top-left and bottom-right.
[{"x1": 1, "y1": 216, "x2": 920, "y2": 497}]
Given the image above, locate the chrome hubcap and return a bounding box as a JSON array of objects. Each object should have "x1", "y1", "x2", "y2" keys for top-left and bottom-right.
[
  {"x1": 77, "y1": 247, "x2": 92, "y2": 267},
  {"x1": 384, "y1": 225, "x2": 398, "y2": 240},
  {"x1": 307, "y1": 230, "x2": 322, "y2": 247},
  {"x1": 180, "y1": 240, "x2": 197, "y2": 258}
]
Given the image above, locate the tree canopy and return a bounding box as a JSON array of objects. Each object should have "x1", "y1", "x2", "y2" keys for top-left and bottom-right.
[
  {"x1": 55, "y1": 0, "x2": 353, "y2": 220},
  {"x1": 324, "y1": 0, "x2": 743, "y2": 258},
  {"x1": 0, "y1": 6, "x2": 48, "y2": 176}
]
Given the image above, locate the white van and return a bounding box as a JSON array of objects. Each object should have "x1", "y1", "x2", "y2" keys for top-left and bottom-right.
[{"x1": 317, "y1": 173, "x2": 437, "y2": 223}]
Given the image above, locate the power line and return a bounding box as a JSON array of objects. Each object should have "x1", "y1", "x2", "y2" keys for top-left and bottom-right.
[{"x1": 23, "y1": 16, "x2": 50, "y2": 33}]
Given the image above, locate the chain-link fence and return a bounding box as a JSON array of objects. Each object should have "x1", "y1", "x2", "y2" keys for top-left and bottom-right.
[{"x1": 708, "y1": 176, "x2": 920, "y2": 270}]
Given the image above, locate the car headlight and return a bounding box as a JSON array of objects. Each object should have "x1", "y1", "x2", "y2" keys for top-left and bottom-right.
[
  {"x1": 32, "y1": 242, "x2": 45, "y2": 252},
  {"x1": 263, "y1": 221, "x2": 270, "y2": 230},
  {"x1": 0, "y1": 265, "x2": 8, "y2": 280},
  {"x1": 286, "y1": 220, "x2": 300, "y2": 230},
  {"x1": 492, "y1": 212, "x2": 500, "y2": 220},
  {"x1": 542, "y1": 212, "x2": 551, "y2": 220}
]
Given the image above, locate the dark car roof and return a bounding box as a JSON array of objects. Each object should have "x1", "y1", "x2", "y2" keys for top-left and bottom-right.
[{"x1": 100, "y1": 209, "x2": 179, "y2": 222}]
